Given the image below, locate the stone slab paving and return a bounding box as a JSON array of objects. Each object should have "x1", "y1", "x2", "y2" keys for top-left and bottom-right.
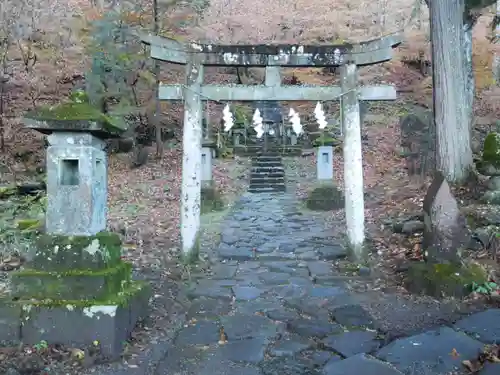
[{"x1": 154, "y1": 193, "x2": 497, "y2": 375}]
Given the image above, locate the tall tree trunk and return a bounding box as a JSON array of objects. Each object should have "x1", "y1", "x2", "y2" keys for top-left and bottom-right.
[
  {"x1": 153, "y1": 0, "x2": 164, "y2": 159},
  {"x1": 430, "y1": 0, "x2": 473, "y2": 183},
  {"x1": 494, "y1": 0, "x2": 500, "y2": 83},
  {"x1": 463, "y1": 19, "x2": 475, "y2": 133}
]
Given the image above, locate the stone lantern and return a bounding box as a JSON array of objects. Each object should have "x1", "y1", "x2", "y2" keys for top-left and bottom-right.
[{"x1": 4, "y1": 102, "x2": 150, "y2": 359}]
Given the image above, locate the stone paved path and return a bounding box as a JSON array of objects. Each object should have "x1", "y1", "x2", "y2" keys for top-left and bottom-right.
[{"x1": 155, "y1": 193, "x2": 500, "y2": 375}]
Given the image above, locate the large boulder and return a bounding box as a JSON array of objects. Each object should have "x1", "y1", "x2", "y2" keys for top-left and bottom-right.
[{"x1": 422, "y1": 171, "x2": 470, "y2": 264}]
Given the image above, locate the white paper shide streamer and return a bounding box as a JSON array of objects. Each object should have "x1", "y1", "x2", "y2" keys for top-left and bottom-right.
[
  {"x1": 288, "y1": 108, "x2": 302, "y2": 136},
  {"x1": 253, "y1": 109, "x2": 264, "y2": 138},
  {"x1": 314, "y1": 102, "x2": 327, "y2": 129},
  {"x1": 223, "y1": 104, "x2": 234, "y2": 132}
]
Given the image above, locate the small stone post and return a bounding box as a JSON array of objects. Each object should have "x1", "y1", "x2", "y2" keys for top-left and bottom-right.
[
  {"x1": 316, "y1": 145, "x2": 334, "y2": 180},
  {"x1": 201, "y1": 146, "x2": 213, "y2": 184},
  {"x1": 8, "y1": 113, "x2": 150, "y2": 359},
  {"x1": 341, "y1": 62, "x2": 365, "y2": 261}
]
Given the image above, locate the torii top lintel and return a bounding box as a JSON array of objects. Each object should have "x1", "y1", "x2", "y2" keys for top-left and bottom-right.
[{"x1": 140, "y1": 33, "x2": 402, "y2": 67}]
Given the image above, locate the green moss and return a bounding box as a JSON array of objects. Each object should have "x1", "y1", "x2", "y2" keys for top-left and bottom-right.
[
  {"x1": 0, "y1": 185, "x2": 17, "y2": 199},
  {"x1": 25, "y1": 102, "x2": 126, "y2": 134},
  {"x1": 9, "y1": 280, "x2": 150, "y2": 308},
  {"x1": 313, "y1": 134, "x2": 338, "y2": 147},
  {"x1": 69, "y1": 89, "x2": 90, "y2": 103},
  {"x1": 32, "y1": 231, "x2": 122, "y2": 271},
  {"x1": 11, "y1": 261, "x2": 132, "y2": 300},
  {"x1": 26, "y1": 102, "x2": 105, "y2": 121},
  {"x1": 306, "y1": 182, "x2": 344, "y2": 211},
  {"x1": 482, "y1": 132, "x2": 500, "y2": 168},
  {"x1": 14, "y1": 260, "x2": 131, "y2": 277},
  {"x1": 405, "y1": 261, "x2": 487, "y2": 298},
  {"x1": 16, "y1": 219, "x2": 42, "y2": 231}
]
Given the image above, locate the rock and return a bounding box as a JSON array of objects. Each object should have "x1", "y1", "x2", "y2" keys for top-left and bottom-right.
[
  {"x1": 269, "y1": 335, "x2": 311, "y2": 357},
  {"x1": 219, "y1": 337, "x2": 269, "y2": 363},
  {"x1": 453, "y1": 309, "x2": 500, "y2": 344},
  {"x1": 186, "y1": 297, "x2": 232, "y2": 320},
  {"x1": 220, "y1": 314, "x2": 284, "y2": 340},
  {"x1": 330, "y1": 304, "x2": 376, "y2": 329},
  {"x1": 316, "y1": 244, "x2": 348, "y2": 260},
  {"x1": 307, "y1": 261, "x2": 336, "y2": 278},
  {"x1": 287, "y1": 318, "x2": 343, "y2": 338},
  {"x1": 487, "y1": 176, "x2": 500, "y2": 190},
  {"x1": 322, "y1": 330, "x2": 381, "y2": 357},
  {"x1": 469, "y1": 226, "x2": 497, "y2": 250},
  {"x1": 462, "y1": 204, "x2": 500, "y2": 227},
  {"x1": 323, "y1": 353, "x2": 404, "y2": 375},
  {"x1": 481, "y1": 362, "x2": 500, "y2": 375},
  {"x1": 401, "y1": 220, "x2": 424, "y2": 235},
  {"x1": 211, "y1": 264, "x2": 238, "y2": 279},
  {"x1": 422, "y1": 171, "x2": 470, "y2": 264},
  {"x1": 266, "y1": 308, "x2": 301, "y2": 322},
  {"x1": 375, "y1": 327, "x2": 483, "y2": 375},
  {"x1": 261, "y1": 356, "x2": 322, "y2": 375},
  {"x1": 471, "y1": 137, "x2": 482, "y2": 154},
  {"x1": 232, "y1": 286, "x2": 263, "y2": 301},
  {"x1": 174, "y1": 320, "x2": 220, "y2": 346},
  {"x1": 187, "y1": 281, "x2": 234, "y2": 300}
]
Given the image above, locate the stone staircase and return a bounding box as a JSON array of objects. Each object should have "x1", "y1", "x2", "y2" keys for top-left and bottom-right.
[{"x1": 248, "y1": 152, "x2": 286, "y2": 193}]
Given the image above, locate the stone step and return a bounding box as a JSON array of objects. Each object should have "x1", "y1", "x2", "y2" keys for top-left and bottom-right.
[
  {"x1": 254, "y1": 156, "x2": 282, "y2": 163},
  {"x1": 233, "y1": 146, "x2": 302, "y2": 157},
  {"x1": 250, "y1": 172, "x2": 285, "y2": 180},
  {"x1": 250, "y1": 168, "x2": 285, "y2": 175},
  {"x1": 252, "y1": 161, "x2": 283, "y2": 168},
  {"x1": 251, "y1": 165, "x2": 284, "y2": 171},
  {"x1": 250, "y1": 178, "x2": 286, "y2": 185},
  {"x1": 248, "y1": 185, "x2": 286, "y2": 193},
  {"x1": 249, "y1": 183, "x2": 286, "y2": 191}
]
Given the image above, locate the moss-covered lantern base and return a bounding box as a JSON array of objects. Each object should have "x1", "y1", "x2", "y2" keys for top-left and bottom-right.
[
  {"x1": 201, "y1": 184, "x2": 225, "y2": 214},
  {"x1": 306, "y1": 182, "x2": 345, "y2": 211},
  {"x1": 4, "y1": 232, "x2": 150, "y2": 359},
  {"x1": 404, "y1": 261, "x2": 487, "y2": 298}
]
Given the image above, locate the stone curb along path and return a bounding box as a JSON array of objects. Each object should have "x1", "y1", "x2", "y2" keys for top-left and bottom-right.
[{"x1": 154, "y1": 193, "x2": 500, "y2": 375}]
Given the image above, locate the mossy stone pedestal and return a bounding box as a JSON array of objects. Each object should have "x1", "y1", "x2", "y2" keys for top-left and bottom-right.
[
  {"x1": 306, "y1": 182, "x2": 345, "y2": 211},
  {"x1": 1, "y1": 110, "x2": 151, "y2": 359},
  {"x1": 7, "y1": 232, "x2": 150, "y2": 359},
  {"x1": 201, "y1": 182, "x2": 225, "y2": 214}
]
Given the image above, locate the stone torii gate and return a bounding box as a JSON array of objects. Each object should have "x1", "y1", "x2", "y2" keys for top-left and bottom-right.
[{"x1": 141, "y1": 34, "x2": 401, "y2": 261}]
